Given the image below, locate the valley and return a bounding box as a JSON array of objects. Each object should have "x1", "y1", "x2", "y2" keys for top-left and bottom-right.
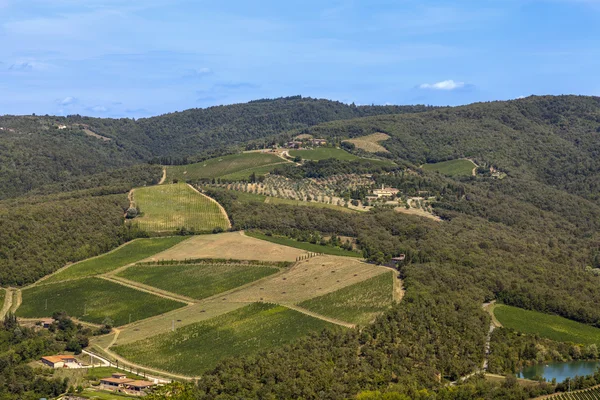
[{"x1": 1, "y1": 95, "x2": 600, "y2": 399}]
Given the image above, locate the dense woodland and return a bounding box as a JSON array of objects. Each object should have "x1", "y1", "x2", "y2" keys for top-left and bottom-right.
[
  {"x1": 0, "y1": 313, "x2": 94, "y2": 399},
  {"x1": 1, "y1": 95, "x2": 600, "y2": 399}
]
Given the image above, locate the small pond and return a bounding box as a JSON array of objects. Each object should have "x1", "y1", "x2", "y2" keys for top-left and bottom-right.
[{"x1": 518, "y1": 360, "x2": 600, "y2": 382}]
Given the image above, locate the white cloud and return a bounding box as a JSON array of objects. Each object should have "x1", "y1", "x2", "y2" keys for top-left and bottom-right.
[
  {"x1": 89, "y1": 105, "x2": 107, "y2": 112},
  {"x1": 60, "y1": 96, "x2": 77, "y2": 105},
  {"x1": 419, "y1": 80, "x2": 465, "y2": 90}
]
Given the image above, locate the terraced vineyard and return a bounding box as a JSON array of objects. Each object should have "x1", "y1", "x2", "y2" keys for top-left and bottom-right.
[
  {"x1": 45, "y1": 236, "x2": 187, "y2": 283},
  {"x1": 18, "y1": 277, "x2": 186, "y2": 326},
  {"x1": 166, "y1": 152, "x2": 286, "y2": 181},
  {"x1": 550, "y1": 386, "x2": 600, "y2": 399},
  {"x1": 131, "y1": 183, "x2": 229, "y2": 232},
  {"x1": 113, "y1": 302, "x2": 336, "y2": 375},
  {"x1": 117, "y1": 262, "x2": 280, "y2": 300},
  {"x1": 299, "y1": 271, "x2": 394, "y2": 325}
]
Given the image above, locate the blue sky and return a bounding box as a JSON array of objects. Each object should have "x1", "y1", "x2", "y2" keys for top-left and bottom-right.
[{"x1": 0, "y1": 0, "x2": 599, "y2": 117}]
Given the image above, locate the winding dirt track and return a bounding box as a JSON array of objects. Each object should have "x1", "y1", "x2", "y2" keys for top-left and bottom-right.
[{"x1": 0, "y1": 289, "x2": 13, "y2": 318}]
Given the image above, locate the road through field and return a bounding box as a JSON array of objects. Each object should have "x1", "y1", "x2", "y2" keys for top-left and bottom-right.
[{"x1": 0, "y1": 289, "x2": 13, "y2": 318}]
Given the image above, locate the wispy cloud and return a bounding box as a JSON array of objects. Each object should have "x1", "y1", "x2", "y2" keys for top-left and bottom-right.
[
  {"x1": 419, "y1": 80, "x2": 466, "y2": 90},
  {"x1": 59, "y1": 96, "x2": 77, "y2": 105},
  {"x1": 182, "y1": 67, "x2": 213, "y2": 79}
]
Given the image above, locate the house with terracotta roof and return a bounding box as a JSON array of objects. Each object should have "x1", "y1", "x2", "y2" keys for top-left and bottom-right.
[
  {"x1": 41, "y1": 355, "x2": 79, "y2": 368},
  {"x1": 100, "y1": 373, "x2": 156, "y2": 396}
]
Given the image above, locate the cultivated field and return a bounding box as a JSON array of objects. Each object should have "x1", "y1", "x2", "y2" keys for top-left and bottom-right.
[
  {"x1": 343, "y1": 132, "x2": 390, "y2": 153},
  {"x1": 113, "y1": 303, "x2": 336, "y2": 375},
  {"x1": 149, "y1": 231, "x2": 307, "y2": 262},
  {"x1": 219, "y1": 162, "x2": 289, "y2": 181},
  {"x1": 421, "y1": 159, "x2": 477, "y2": 177},
  {"x1": 494, "y1": 305, "x2": 600, "y2": 345},
  {"x1": 289, "y1": 147, "x2": 359, "y2": 161},
  {"x1": 548, "y1": 386, "x2": 600, "y2": 399},
  {"x1": 109, "y1": 254, "x2": 390, "y2": 345},
  {"x1": 45, "y1": 237, "x2": 187, "y2": 283},
  {"x1": 208, "y1": 174, "x2": 373, "y2": 211},
  {"x1": 222, "y1": 255, "x2": 388, "y2": 304},
  {"x1": 131, "y1": 183, "x2": 229, "y2": 232},
  {"x1": 247, "y1": 232, "x2": 362, "y2": 257},
  {"x1": 116, "y1": 263, "x2": 280, "y2": 300},
  {"x1": 18, "y1": 277, "x2": 186, "y2": 326},
  {"x1": 299, "y1": 271, "x2": 394, "y2": 325},
  {"x1": 166, "y1": 152, "x2": 285, "y2": 181}
]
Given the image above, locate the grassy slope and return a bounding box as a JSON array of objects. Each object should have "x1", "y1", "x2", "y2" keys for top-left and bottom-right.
[
  {"x1": 247, "y1": 232, "x2": 362, "y2": 257},
  {"x1": 117, "y1": 263, "x2": 279, "y2": 300},
  {"x1": 219, "y1": 162, "x2": 289, "y2": 181},
  {"x1": 299, "y1": 272, "x2": 394, "y2": 325},
  {"x1": 421, "y1": 159, "x2": 476, "y2": 177},
  {"x1": 289, "y1": 147, "x2": 359, "y2": 161},
  {"x1": 18, "y1": 277, "x2": 185, "y2": 326},
  {"x1": 494, "y1": 305, "x2": 600, "y2": 345},
  {"x1": 133, "y1": 183, "x2": 229, "y2": 232},
  {"x1": 113, "y1": 302, "x2": 336, "y2": 375},
  {"x1": 46, "y1": 237, "x2": 187, "y2": 283},
  {"x1": 166, "y1": 153, "x2": 283, "y2": 181}
]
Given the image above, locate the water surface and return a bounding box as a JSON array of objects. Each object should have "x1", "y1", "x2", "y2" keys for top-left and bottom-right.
[{"x1": 518, "y1": 360, "x2": 600, "y2": 382}]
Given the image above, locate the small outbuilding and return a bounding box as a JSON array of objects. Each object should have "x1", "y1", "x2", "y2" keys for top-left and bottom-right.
[{"x1": 41, "y1": 355, "x2": 79, "y2": 368}]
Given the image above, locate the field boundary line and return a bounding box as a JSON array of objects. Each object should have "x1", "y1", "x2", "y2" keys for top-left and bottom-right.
[
  {"x1": 104, "y1": 274, "x2": 198, "y2": 304},
  {"x1": 282, "y1": 303, "x2": 356, "y2": 329},
  {"x1": 98, "y1": 276, "x2": 193, "y2": 306},
  {"x1": 158, "y1": 167, "x2": 167, "y2": 184},
  {"x1": 187, "y1": 184, "x2": 232, "y2": 229},
  {"x1": 0, "y1": 289, "x2": 14, "y2": 318}
]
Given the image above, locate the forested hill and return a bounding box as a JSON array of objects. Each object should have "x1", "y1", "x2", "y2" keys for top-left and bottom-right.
[
  {"x1": 0, "y1": 96, "x2": 431, "y2": 199},
  {"x1": 298, "y1": 95, "x2": 600, "y2": 203}
]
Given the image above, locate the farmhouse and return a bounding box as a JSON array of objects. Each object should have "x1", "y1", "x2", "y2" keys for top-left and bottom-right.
[
  {"x1": 41, "y1": 355, "x2": 79, "y2": 368},
  {"x1": 311, "y1": 138, "x2": 327, "y2": 146},
  {"x1": 40, "y1": 318, "x2": 54, "y2": 328},
  {"x1": 100, "y1": 373, "x2": 156, "y2": 396},
  {"x1": 286, "y1": 141, "x2": 302, "y2": 148},
  {"x1": 371, "y1": 185, "x2": 400, "y2": 198}
]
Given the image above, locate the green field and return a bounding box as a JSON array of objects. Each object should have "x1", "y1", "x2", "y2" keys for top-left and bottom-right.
[
  {"x1": 289, "y1": 147, "x2": 359, "y2": 161},
  {"x1": 494, "y1": 305, "x2": 600, "y2": 346},
  {"x1": 46, "y1": 237, "x2": 187, "y2": 283},
  {"x1": 421, "y1": 159, "x2": 476, "y2": 176},
  {"x1": 166, "y1": 152, "x2": 284, "y2": 181},
  {"x1": 219, "y1": 162, "x2": 289, "y2": 181},
  {"x1": 132, "y1": 183, "x2": 229, "y2": 232},
  {"x1": 299, "y1": 272, "x2": 394, "y2": 325},
  {"x1": 117, "y1": 263, "x2": 279, "y2": 300},
  {"x1": 247, "y1": 232, "x2": 362, "y2": 257},
  {"x1": 113, "y1": 302, "x2": 336, "y2": 375},
  {"x1": 18, "y1": 278, "x2": 185, "y2": 326}
]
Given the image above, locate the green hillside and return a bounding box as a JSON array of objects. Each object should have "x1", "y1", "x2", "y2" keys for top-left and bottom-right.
[{"x1": 166, "y1": 152, "x2": 285, "y2": 181}]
